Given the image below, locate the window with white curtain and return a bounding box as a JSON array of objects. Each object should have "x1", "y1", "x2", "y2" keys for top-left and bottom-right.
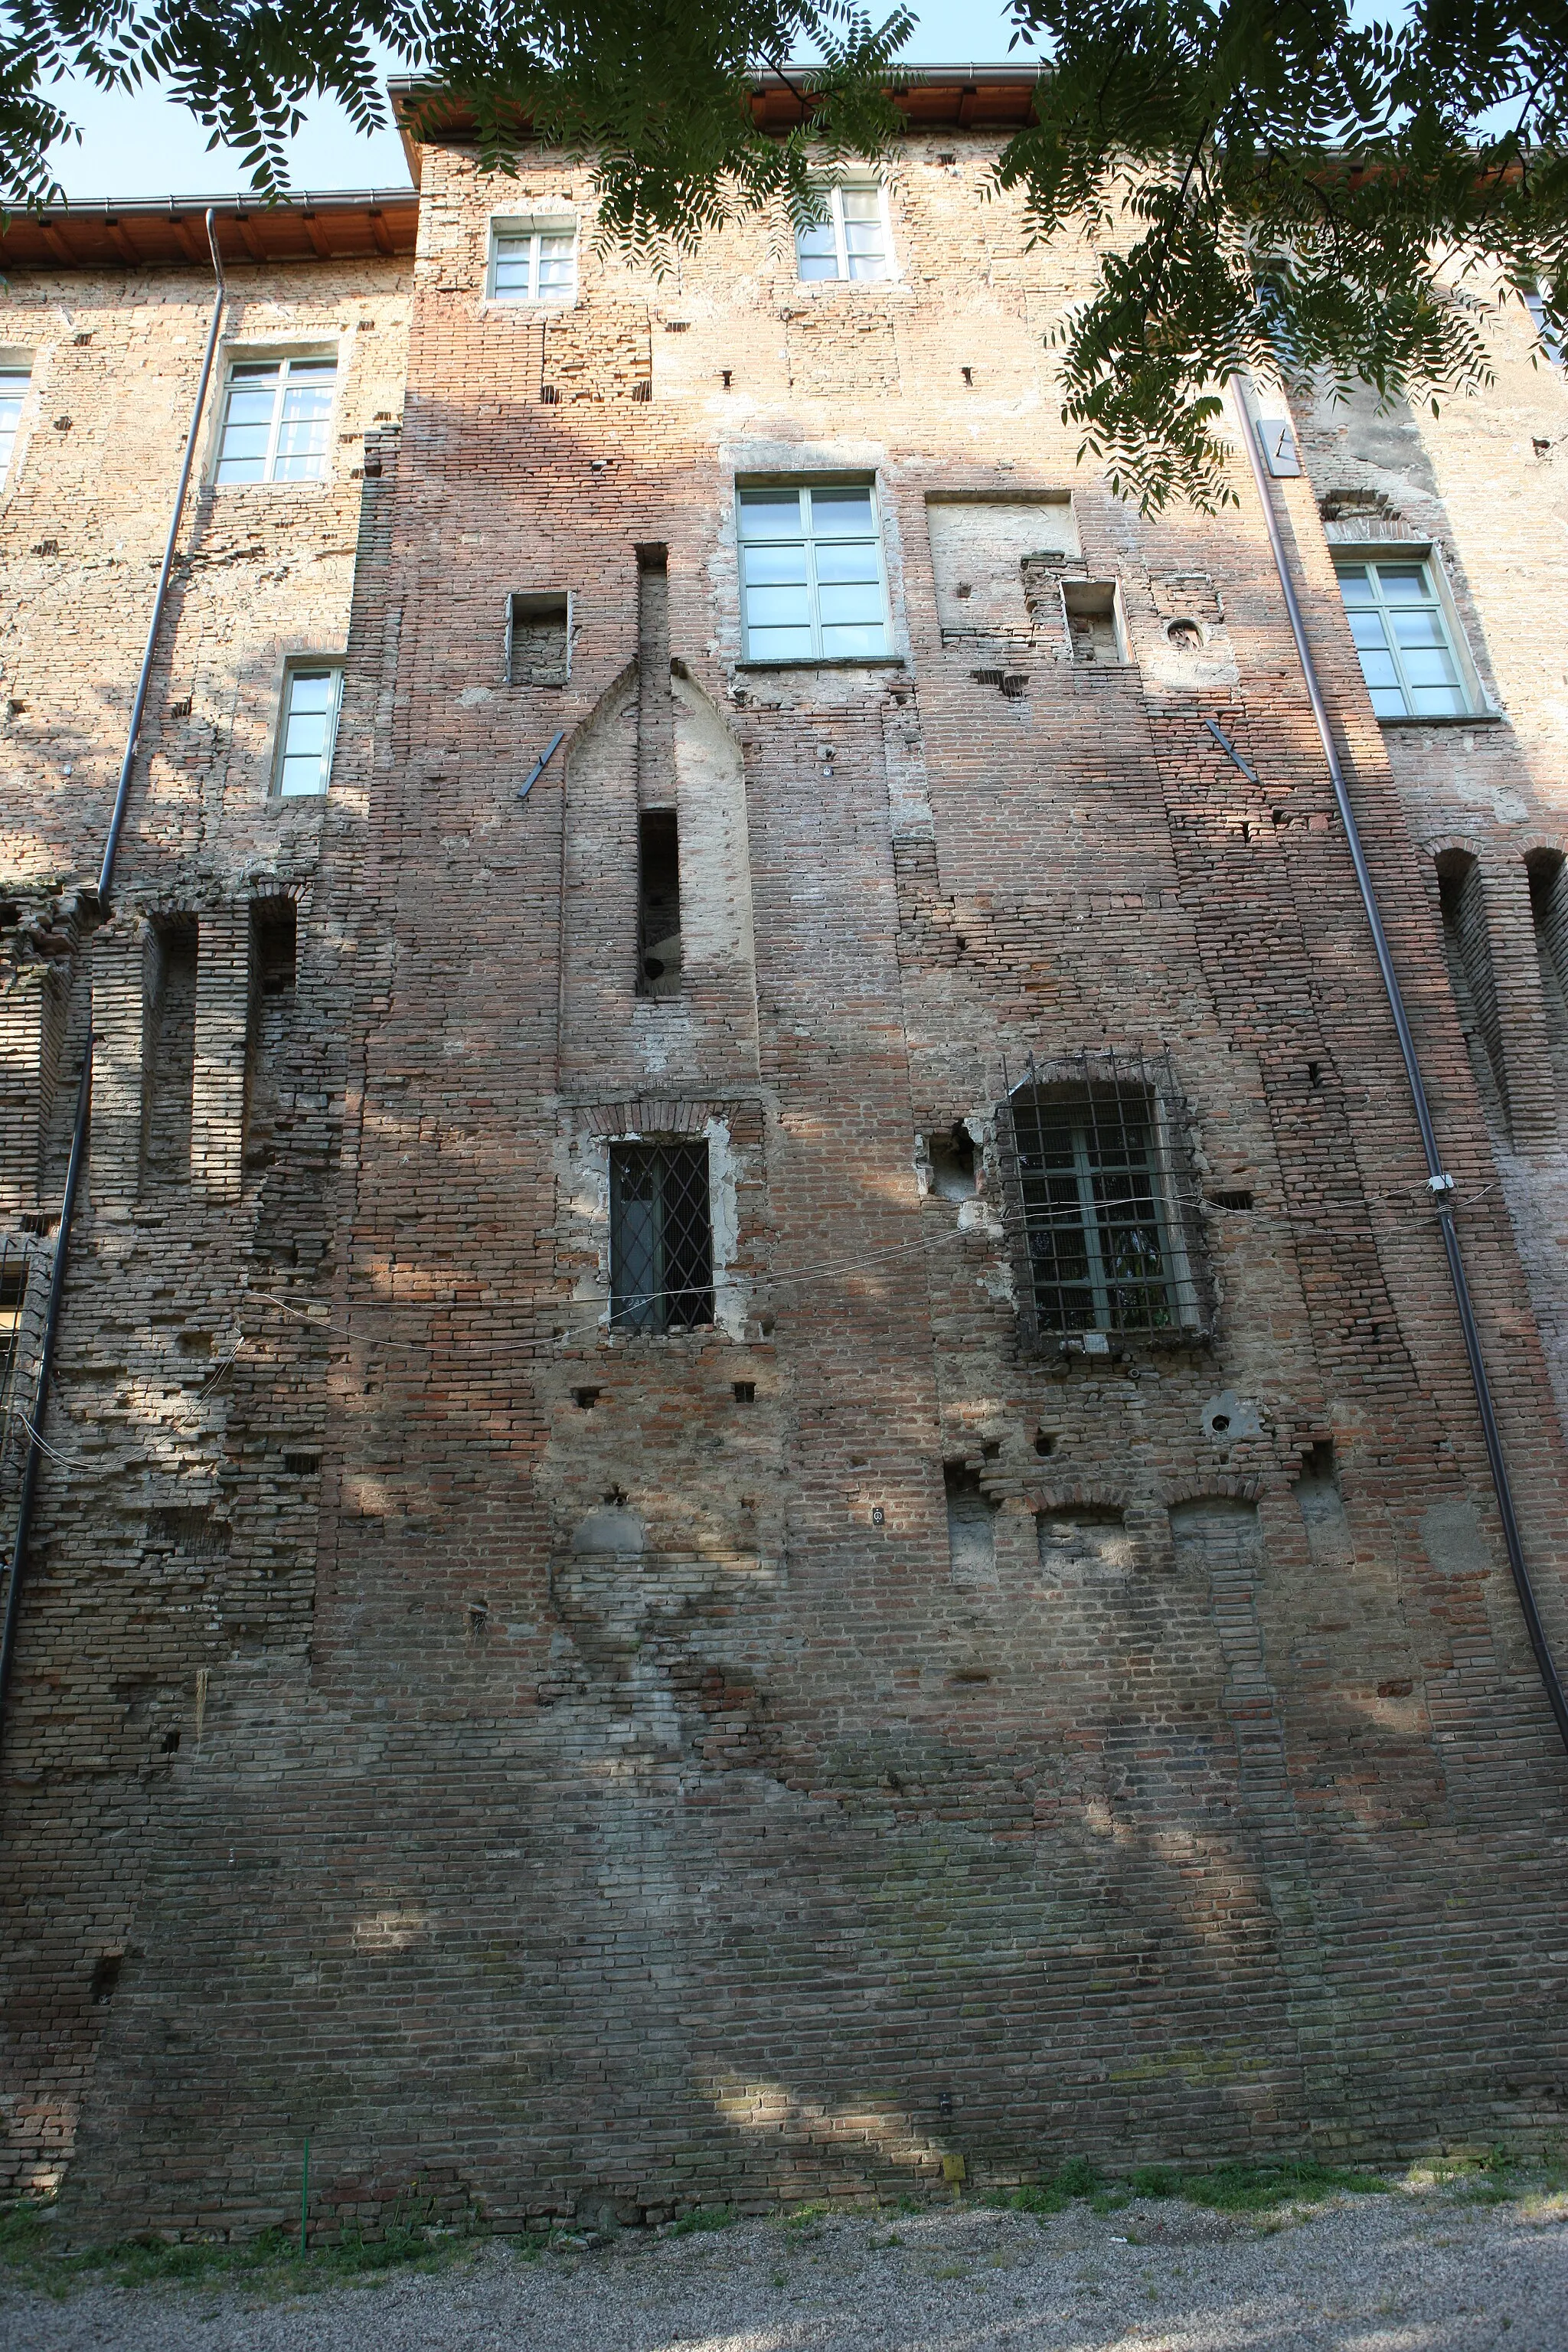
[
  {"x1": 0, "y1": 366, "x2": 31, "y2": 482},
  {"x1": 488, "y1": 219, "x2": 577, "y2": 303}
]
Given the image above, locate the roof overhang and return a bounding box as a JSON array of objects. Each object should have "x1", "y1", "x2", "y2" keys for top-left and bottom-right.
[
  {"x1": 0, "y1": 190, "x2": 418, "y2": 273},
  {"x1": 388, "y1": 64, "x2": 1042, "y2": 185}
]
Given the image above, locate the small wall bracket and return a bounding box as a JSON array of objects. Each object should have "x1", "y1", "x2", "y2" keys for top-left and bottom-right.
[{"x1": 518, "y1": 728, "x2": 566, "y2": 802}]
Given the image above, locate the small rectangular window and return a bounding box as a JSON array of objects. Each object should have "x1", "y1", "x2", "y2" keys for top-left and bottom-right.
[
  {"x1": 0, "y1": 367, "x2": 31, "y2": 482},
  {"x1": 1333, "y1": 556, "x2": 1470, "y2": 718},
  {"x1": 216, "y1": 356, "x2": 337, "y2": 486},
  {"x1": 609, "y1": 1140, "x2": 714, "y2": 1333},
  {"x1": 274, "y1": 665, "x2": 343, "y2": 797},
  {"x1": 737, "y1": 479, "x2": 890, "y2": 663},
  {"x1": 795, "y1": 182, "x2": 892, "y2": 282},
  {"x1": 488, "y1": 219, "x2": 577, "y2": 305},
  {"x1": 506, "y1": 590, "x2": 570, "y2": 684}
]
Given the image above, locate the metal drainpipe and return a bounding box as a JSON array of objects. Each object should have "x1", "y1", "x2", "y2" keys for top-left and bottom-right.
[
  {"x1": 1230, "y1": 375, "x2": 1568, "y2": 1757},
  {"x1": 0, "y1": 210, "x2": 227, "y2": 1738}
]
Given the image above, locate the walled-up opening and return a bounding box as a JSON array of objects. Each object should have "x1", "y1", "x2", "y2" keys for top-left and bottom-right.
[
  {"x1": 506, "y1": 590, "x2": 570, "y2": 686},
  {"x1": 243, "y1": 897, "x2": 297, "y2": 1175},
  {"x1": 139, "y1": 917, "x2": 197, "y2": 1191},
  {"x1": 636, "y1": 810, "x2": 681, "y2": 998},
  {"x1": 1036, "y1": 1506, "x2": 1135, "y2": 1579},
  {"x1": 927, "y1": 1122, "x2": 978, "y2": 1200},
  {"x1": 1062, "y1": 580, "x2": 1128, "y2": 665},
  {"x1": 1436, "y1": 851, "x2": 1511, "y2": 1138},
  {"x1": 945, "y1": 1462, "x2": 997, "y2": 1583},
  {"x1": 1527, "y1": 849, "x2": 1568, "y2": 1112}
]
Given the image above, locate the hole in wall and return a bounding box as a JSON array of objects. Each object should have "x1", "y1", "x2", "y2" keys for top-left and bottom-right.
[
  {"x1": 1034, "y1": 1429, "x2": 1057, "y2": 1458},
  {"x1": 507, "y1": 590, "x2": 570, "y2": 686},
  {"x1": 733, "y1": 1380, "x2": 756, "y2": 1403},
  {"x1": 1210, "y1": 1188, "x2": 1255, "y2": 1210},
  {"x1": 637, "y1": 808, "x2": 682, "y2": 998},
  {"x1": 1166, "y1": 617, "x2": 1204, "y2": 650},
  {"x1": 572, "y1": 1386, "x2": 600, "y2": 1410},
  {"x1": 283, "y1": 1452, "x2": 322, "y2": 1477},
  {"x1": 161, "y1": 1727, "x2": 181, "y2": 1753},
  {"x1": 945, "y1": 1462, "x2": 996, "y2": 1582},
  {"x1": 89, "y1": 1954, "x2": 123, "y2": 2005},
  {"x1": 927, "y1": 1123, "x2": 977, "y2": 1200}
]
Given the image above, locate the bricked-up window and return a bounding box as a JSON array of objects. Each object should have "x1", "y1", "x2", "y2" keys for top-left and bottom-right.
[
  {"x1": 795, "y1": 181, "x2": 892, "y2": 281},
  {"x1": 1333, "y1": 556, "x2": 1472, "y2": 719},
  {"x1": 609, "y1": 1142, "x2": 714, "y2": 1333},
  {"x1": 216, "y1": 357, "x2": 337, "y2": 485},
  {"x1": 274, "y1": 665, "x2": 342, "y2": 797},
  {"x1": 0, "y1": 366, "x2": 30, "y2": 481},
  {"x1": 737, "y1": 481, "x2": 890, "y2": 663},
  {"x1": 1001, "y1": 1057, "x2": 1208, "y2": 1344},
  {"x1": 488, "y1": 218, "x2": 577, "y2": 304}
]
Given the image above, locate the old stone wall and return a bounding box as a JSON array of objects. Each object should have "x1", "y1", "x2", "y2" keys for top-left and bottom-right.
[{"x1": 2, "y1": 129, "x2": 1567, "y2": 2239}]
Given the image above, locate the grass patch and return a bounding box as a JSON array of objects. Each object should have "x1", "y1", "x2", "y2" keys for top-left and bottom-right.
[
  {"x1": 1182, "y1": 2159, "x2": 1391, "y2": 2213},
  {"x1": 1, "y1": 2196, "x2": 490, "y2": 2303},
  {"x1": 779, "y1": 2201, "x2": 829, "y2": 2232},
  {"x1": 668, "y1": 2204, "x2": 734, "y2": 2238}
]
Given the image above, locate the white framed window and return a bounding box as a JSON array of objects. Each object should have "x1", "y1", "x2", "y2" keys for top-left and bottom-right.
[
  {"x1": 273, "y1": 663, "x2": 343, "y2": 797},
  {"x1": 1524, "y1": 286, "x2": 1565, "y2": 369},
  {"x1": 795, "y1": 181, "x2": 893, "y2": 283},
  {"x1": 737, "y1": 479, "x2": 890, "y2": 664},
  {"x1": 488, "y1": 218, "x2": 577, "y2": 305},
  {"x1": 1332, "y1": 552, "x2": 1477, "y2": 720},
  {"x1": 216, "y1": 355, "x2": 337, "y2": 485},
  {"x1": 0, "y1": 366, "x2": 31, "y2": 482}
]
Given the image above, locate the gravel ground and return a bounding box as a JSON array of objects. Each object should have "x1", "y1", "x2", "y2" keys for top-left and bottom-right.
[{"x1": 5, "y1": 2184, "x2": 1566, "y2": 2352}]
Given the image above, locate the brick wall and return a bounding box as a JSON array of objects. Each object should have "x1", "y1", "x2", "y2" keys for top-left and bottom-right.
[{"x1": 2, "y1": 131, "x2": 1567, "y2": 2239}]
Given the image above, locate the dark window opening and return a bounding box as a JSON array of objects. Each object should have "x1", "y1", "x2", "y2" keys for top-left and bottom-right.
[
  {"x1": 141, "y1": 916, "x2": 198, "y2": 1192},
  {"x1": 609, "y1": 1140, "x2": 713, "y2": 1333},
  {"x1": 283, "y1": 1451, "x2": 322, "y2": 1476},
  {"x1": 244, "y1": 898, "x2": 298, "y2": 1176},
  {"x1": 1003, "y1": 1063, "x2": 1206, "y2": 1341},
  {"x1": 1528, "y1": 848, "x2": 1568, "y2": 1106},
  {"x1": 637, "y1": 808, "x2": 682, "y2": 998},
  {"x1": 733, "y1": 1380, "x2": 756, "y2": 1403},
  {"x1": 927, "y1": 1122, "x2": 977, "y2": 1200},
  {"x1": 1437, "y1": 849, "x2": 1510, "y2": 1138}
]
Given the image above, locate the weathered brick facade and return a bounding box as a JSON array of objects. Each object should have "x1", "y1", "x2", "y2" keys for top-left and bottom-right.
[{"x1": 2, "y1": 90, "x2": 1567, "y2": 2239}]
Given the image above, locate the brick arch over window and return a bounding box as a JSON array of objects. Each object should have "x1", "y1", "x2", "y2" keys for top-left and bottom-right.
[{"x1": 1433, "y1": 847, "x2": 1511, "y2": 1141}]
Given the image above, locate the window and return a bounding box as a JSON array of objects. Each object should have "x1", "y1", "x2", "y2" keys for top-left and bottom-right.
[
  {"x1": 795, "y1": 181, "x2": 892, "y2": 282},
  {"x1": 1334, "y1": 556, "x2": 1471, "y2": 718},
  {"x1": 737, "y1": 480, "x2": 890, "y2": 663},
  {"x1": 216, "y1": 357, "x2": 337, "y2": 485},
  {"x1": 1524, "y1": 286, "x2": 1565, "y2": 369},
  {"x1": 609, "y1": 1141, "x2": 713, "y2": 1332},
  {"x1": 488, "y1": 219, "x2": 577, "y2": 304},
  {"x1": 274, "y1": 665, "x2": 342, "y2": 797},
  {"x1": 1007, "y1": 1075, "x2": 1203, "y2": 1339},
  {"x1": 0, "y1": 367, "x2": 29, "y2": 481}
]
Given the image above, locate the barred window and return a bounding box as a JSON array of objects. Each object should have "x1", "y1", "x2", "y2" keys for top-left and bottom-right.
[
  {"x1": 1002, "y1": 1058, "x2": 1207, "y2": 1342},
  {"x1": 609, "y1": 1141, "x2": 714, "y2": 1333}
]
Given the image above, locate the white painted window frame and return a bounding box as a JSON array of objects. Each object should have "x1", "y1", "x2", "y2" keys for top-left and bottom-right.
[
  {"x1": 272, "y1": 659, "x2": 345, "y2": 799},
  {"x1": 214, "y1": 348, "x2": 339, "y2": 488},
  {"x1": 486, "y1": 216, "x2": 579, "y2": 305},
  {"x1": 0, "y1": 351, "x2": 33, "y2": 488},
  {"x1": 735, "y1": 475, "x2": 893, "y2": 666},
  {"x1": 795, "y1": 176, "x2": 896, "y2": 283}
]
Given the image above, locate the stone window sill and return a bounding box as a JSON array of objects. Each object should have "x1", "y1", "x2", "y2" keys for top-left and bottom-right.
[
  {"x1": 735, "y1": 655, "x2": 908, "y2": 673},
  {"x1": 1378, "y1": 709, "x2": 1506, "y2": 729}
]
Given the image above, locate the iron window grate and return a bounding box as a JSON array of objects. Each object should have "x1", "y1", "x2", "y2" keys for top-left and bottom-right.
[
  {"x1": 997, "y1": 1050, "x2": 1210, "y2": 1346},
  {"x1": 609, "y1": 1141, "x2": 714, "y2": 1334}
]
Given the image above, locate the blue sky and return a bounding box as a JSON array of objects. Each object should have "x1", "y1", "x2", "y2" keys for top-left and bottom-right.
[{"x1": 45, "y1": 3, "x2": 1027, "y2": 201}]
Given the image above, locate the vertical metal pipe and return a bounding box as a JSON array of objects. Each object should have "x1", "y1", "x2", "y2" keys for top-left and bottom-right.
[
  {"x1": 1230, "y1": 377, "x2": 1568, "y2": 1756},
  {"x1": 0, "y1": 211, "x2": 227, "y2": 1740}
]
